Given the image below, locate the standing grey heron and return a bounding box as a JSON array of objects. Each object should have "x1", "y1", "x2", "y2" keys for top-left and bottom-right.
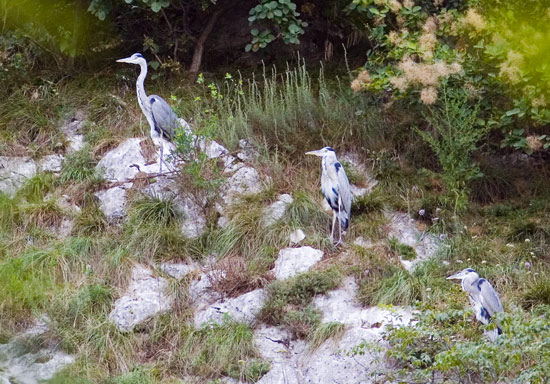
[
  {"x1": 306, "y1": 147, "x2": 352, "y2": 244},
  {"x1": 447, "y1": 268, "x2": 503, "y2": 339},
  {"x1": 116, "y1": 53, "x2": 184, "y2": 173}
]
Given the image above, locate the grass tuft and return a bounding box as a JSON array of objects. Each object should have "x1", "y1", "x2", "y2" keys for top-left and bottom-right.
[{"x1": 308, "y1": 321, "x2": 346, "y2": 350}]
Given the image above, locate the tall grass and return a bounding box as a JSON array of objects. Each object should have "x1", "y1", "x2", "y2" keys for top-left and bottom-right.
[{"x1": 179, "y1": 62, "x2": 385, "y2": 156}]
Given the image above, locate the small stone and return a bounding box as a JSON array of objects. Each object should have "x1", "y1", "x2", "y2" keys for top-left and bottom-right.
[
  {"x1": 194, "y1": 288, "x2": 266, "y2": 327},
  {"x1": 218, "y1": 216, "x2": 230, "y2": 228},
  {"x1": 273, "y1": 247, "x2": 323, "y2": 280},
  {"x1": 289, "y1": 229, "x2": 306, "y2": 245},
  {"x1": 159, "y1": 263, "x2": 196, "y2": 280},
  {"x1": 95, "y1": 184, "x2": 131, "y2": 223},
  {"x1": 0, "y1": 156, "x2": 37, "y2": 197},
  {"x1": 262, "y1": 194, "x2": 293, "y2": 227},
  {"x1": 109, "y1": 265, "x2": 173, "y2": 332},
  {"x1": 39, "y1": 154, "x2": 64, "y2": 173}
]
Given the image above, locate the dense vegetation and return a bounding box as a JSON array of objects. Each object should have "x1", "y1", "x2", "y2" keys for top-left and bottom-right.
[{"x1": 1, "y1": 0, "x2": 550, "y2": 382}]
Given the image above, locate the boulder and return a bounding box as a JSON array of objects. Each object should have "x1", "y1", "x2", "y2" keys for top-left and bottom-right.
[
  {"x1": 221, "y1": 166, "x2": 264, "y2": 206},
  {"x1": 273, "y1": 247, "x2": 323, "y2": 280},
  {"x1": 61, "y1": 113, "x2": 85, "y2": 153},
  {"x1": 109, "y1": 265, "x2": 173, "y2": 332},
  {"x1": 96, "y1": 138, "x2": 175, "y2": 182},
  {"x1": 194, "y1": 288, "x2": 266, "y2": 327},
  {"x1": 39, "y1": 154, "x2": 64, "y2": 173},
  {"x1": 289, "y1": 229, "x2": 306, "y2": 245},
  {"x1": 386, "y1": 211, "x2": 442, "y2": 271},
  {"x1": 0, "y1": 156, "x2": 37, "y2": 198},
  {"x1": 159, "y1": 262, "x2": 196, "y2": 280},
  {"x1": 94, "y1": 183, "x2": 131, "y2": 223},
  {"x1": 144, "y1": 177, "x2": 207, "y2": 239},
  {"x1": 262, "y1": 194, "x2": 293, "y2": 227},
  {"x1": 0, "y1": 318, "x2": 74, "y2": 384}
]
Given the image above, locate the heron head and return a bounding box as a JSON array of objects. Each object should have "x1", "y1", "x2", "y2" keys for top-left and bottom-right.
[
  {"x1": 305, "y1": 147, "x2": 336, "y2": 157},
  {"x1": 446, "y1": 268, "x2": 478, "y2": 281},
  {"x1": 116, "y1": 53, "x2": 145, "y2": 65}
]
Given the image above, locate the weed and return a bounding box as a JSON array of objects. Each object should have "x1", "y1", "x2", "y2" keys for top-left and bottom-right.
[
  {"x1": 388, "y1": 237, "x2": 417, "y2": 261},
  {"x1": 416, "y1": 87, "x2": 488, "y2": 214},
  {"x1": 308, "y1": 322, "x2": 346, "y2": 350},
  {"x1": 359, "y1": 267, "x2": 421, "y2": 306},
  {"x1": 110, "y1": 367, "x2": 157, "y2": 384},
  {"x1": 260, "y1": 268, "x2": 341, "y2": 338},
  {"x1": 60, "y1": 148, "x2": 99, "y2": 184},
  {"x1": 17, "y1": 173, "x2": 56, "y2": 202},
  {"x1": 74, "y1": 205, "x2": 107, "y2": 235},
  {"x1": 129, "y1": 195, "x2": 180, "y2": 228},
  {"x1": 171, "y1": 317, "x2": 264, "y2": 380},
  {"x1": 351, "y1": 188, "x2": 386, "y2": 215}
]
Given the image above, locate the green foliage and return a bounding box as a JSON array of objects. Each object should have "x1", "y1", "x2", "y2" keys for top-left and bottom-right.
[
  {"x1": 377, "y1": 307, "x2": 550, "y2": 383},
  {"x1": 110, "y1": 367, "x2": 157, "y2": 384},
  {"x1": 246, "y1": 0, "x2": 307, "y2": 51},
  {"x1": 17, "y1": 173, "x2": 56, "y2": 203},
  {"x1": 308, "y1": 321, "x2": 346, "y2": 350},
  {"x1": 388, "y1": 236, "x2": 416, "y2": 261},
  {"x1": 417, "y1": 88, "x2": 487, "y2": 213},
  {"x1": 129, "y1": 195, "x2": 180, "y2": 228},
  {"x1": 260, "y1": 268, "x2": 341, "y2": 338},
  {"x1": 172, "y1": 317, "x2": 266, "y2": 380},
  {"x1": 60, "y1": 148, "x2": 99, "y2": 184}
]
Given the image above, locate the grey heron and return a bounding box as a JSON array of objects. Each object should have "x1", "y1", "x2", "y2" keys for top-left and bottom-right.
[
  {"x1": 447, "y1": 268, "x2": 503, "y2": 339},
  {"x1": 306, "y1": 147, "x2": 352, "y2": 244},
  {"x1": 116, "y1": 53, "x2": 183, "y2": 173}
]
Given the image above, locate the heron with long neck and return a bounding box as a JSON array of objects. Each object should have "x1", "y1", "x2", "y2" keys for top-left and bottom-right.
[
  {"x1": 306, "y1": 147, "x2": 352, "y2": 245},
  {"x1": 116, "y1": 53, "x2": 183, "y2": 173}
]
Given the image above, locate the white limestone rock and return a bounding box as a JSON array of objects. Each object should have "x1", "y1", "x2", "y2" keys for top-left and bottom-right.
[
  {"x1": 386, "y1": 211, "x2": 442, "y2": 272},
  {"x1": 0, "y1": 156, "x2": 37, "y2": 198},
  {"x1": 144, "y1": 176, "x2": 207, "y2": 239},
  {"x1": 273, "y1": 247, "x2": 323, "y2": 280},
  {"x1": 109, "y1": 265, "x2": 173, "y2": 332},
  {"x1": 262, "y1": 194, "x2": 293, "y2": 227},
  {"x1": 194, "y1": 288, "x2": 266, "y2": 327},
  {"x1": 61, "y1": 114, "x2": 85, "y2": 153},
  {"x1": 221, "y1": 166, "x2": 264, "y2": 206},
  {"x1": 289, "y1": 229, "x2": 306, "y2": 245},
  {"x1": 255, "y1": 325, "x2": 306, "y2": 384},
  {"x1": 96, "y1": 138, "x2": 176, "y2": 182},
  {"x1": 218, "y1": 216, "x2": 230, "y2": 228},
  {"x1": 0, "y1": 318, "x2": 74, "y2": 384},
  {"x1": 188, "y1": 270, "x2": 222, "y2": 308},
  {"x1": 39, "y1": 154, "x2": 64, "y2": 173},
  {"x1": 159, "y1": 262, "x2": 196, "y2": 280},
  {"x1": 237, "y1": 139, "x2": 258, "y2": 162},
  {"x1": 94, "y1": 183, "x2": 131, "y2": 223}
]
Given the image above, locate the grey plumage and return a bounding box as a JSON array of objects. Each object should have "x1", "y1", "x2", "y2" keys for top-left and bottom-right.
[
  {"x1": 306, "y1": 147, "x2": 352, "y2": 244},
  {"x1": 447, "y1": 268, "x2": 503, "y2": 338},
  {"x1": 117, "y1": 52, "x2": 185, "y2": 173}
]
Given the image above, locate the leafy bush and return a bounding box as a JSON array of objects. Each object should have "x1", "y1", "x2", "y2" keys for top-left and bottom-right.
[
  {"x1": 260, "y1": 268, "x2": 341, "y2": 338},
  {"x1": 373, "y1": 307, "x2": 550, "y2": 383},
  {"x1": 416, "y1": 88, "x2": 487, "y2": 213}
]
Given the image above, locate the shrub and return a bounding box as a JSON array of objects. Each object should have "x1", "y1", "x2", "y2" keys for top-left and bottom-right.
[{"x1": 416, "y1": 88, "x2": 487, "y2": 213}]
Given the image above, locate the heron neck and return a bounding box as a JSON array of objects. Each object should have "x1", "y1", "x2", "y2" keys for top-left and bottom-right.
[{"x1": 136, "y1": 61, "x2": 148, "y2": 108}]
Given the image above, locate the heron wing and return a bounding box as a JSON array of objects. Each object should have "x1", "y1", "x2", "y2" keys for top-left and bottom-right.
[
  {"x1": 479, "y1": 279, "x2": 503, "y2": 317},
  {"x1": 149, "y1": 95, "x2": 179, "y2": 140},
  {"x1": 337, "y1": 163, "x2": 352, "y2": 214},
  {"x1": 335, "y1": 162, "x2": 352, "y2": 228}
]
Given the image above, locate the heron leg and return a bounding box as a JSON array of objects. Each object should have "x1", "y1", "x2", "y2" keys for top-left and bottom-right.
[
  {"x1": 159, "y1": 141, "x2": 164, "y2": 174},
  {"x1": 330, "y1": 211, "x2": 336, "y2": 243}
]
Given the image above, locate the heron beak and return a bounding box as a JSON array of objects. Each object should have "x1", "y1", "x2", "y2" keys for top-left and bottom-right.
[
  {"x1": 116, "y1": 57, "x2": 132, "y2": 63},
  {"x1": 305, "y1": 150, "x2": 322, "y2": 156},
  {"x1": 446, "y1": 272, "x2": 463, "y2": 280}
]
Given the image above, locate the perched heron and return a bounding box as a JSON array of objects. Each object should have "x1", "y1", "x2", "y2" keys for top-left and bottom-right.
[
  {"x1": 116, "y1": 53, "x2": 183, "y2": 173},
  {"x1": 306, "y1": 147, "x2": 352, "y2": 244},
  {"x1": 447, "y1": 268, "x2": 503, "y2": 338}
]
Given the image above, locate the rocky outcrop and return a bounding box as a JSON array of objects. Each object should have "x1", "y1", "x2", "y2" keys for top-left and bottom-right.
[
  {"x1": 109, "y1": 265, "x2": 173, "y2": 332},
  {"x1": 289, "y1": 229, "x2": 306, "y2": 245},
  {"x1": 220, "y1": 166, "x2": 265, "y2": 206},
  {"x1": 273, "y1": 247, "x2": 324, "y2": 280},
  {"x1": 0, "y1": 318, "x2": 74, "y2": 384},
  {"x1": 194, "y1": 288, "x2": 266, "y2": 327},
  {"x1": 386, "y1": 211, "x2": 441, "y2": 271},
  {"x1": 0, "y1": 156, "x2": 37, "y2": 197},
  {"x1": 262, "y1": 194, "x2": 293, "y2": 227},
  {"x1": 39, "y1": 154, "x2": 64, "y2": 173},
  {"x1": 95, "y1": 183, "x2": 132, "y2": 223}
]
